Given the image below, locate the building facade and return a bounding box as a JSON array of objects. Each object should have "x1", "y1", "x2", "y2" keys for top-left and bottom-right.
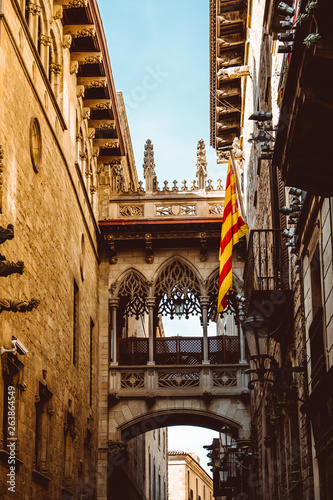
[
  {"x1": 210, "y1": 0, "x2": 333, "y2": 499},
  {"x1": 168, "y1": 450, "x2": 213, "y2": 500},
  {"x1": 0, "y1": 0, "x2": 166, "y2": 498}
]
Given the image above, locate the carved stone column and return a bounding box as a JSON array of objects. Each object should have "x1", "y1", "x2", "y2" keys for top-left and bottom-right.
[
  {"x1": 109, "y1": 298, "x2": 119, "y2": 365},
  {"x1": 146, "y1": 297, "x2": 156, "y2": 365},
  {"x1": 200, "y1": 296, "x2": 210, "y2": 364}
]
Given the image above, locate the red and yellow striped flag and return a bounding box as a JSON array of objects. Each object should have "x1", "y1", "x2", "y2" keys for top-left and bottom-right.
[{"x1": 218, "y1": 158, "x2": 248, "y2": 313}]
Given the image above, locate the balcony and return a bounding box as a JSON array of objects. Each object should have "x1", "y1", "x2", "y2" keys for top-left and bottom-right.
[
  {"x1": 118, "y1": 335, "x2": 240, "y2": 366},
  {"x1": 273, "y1": 0, "x2": 333, "y2": 197},
  {"x1": 243, "y1": 229, "x2": 292, "y2": 341}
]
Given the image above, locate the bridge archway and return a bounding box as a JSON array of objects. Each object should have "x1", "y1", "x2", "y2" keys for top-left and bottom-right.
[
  {"x1": 108, "y1": 393, "x2": 251, "y2": 444},
  {"x1": 119, "y1": 407, "x2": 246, "y2": 443}
]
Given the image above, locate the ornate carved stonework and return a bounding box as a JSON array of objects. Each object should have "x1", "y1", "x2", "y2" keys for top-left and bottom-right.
[
  {"x1": 49, "y1": 63, "x2": 62, "y2": 75},
  {"x1": 0, "y1": 297, "x2": 39, "y2": 313},
  {"x1": 26, "y1": 2, "x2": 41, "y2": 15},
  {"x1": 99, "y1": 123, "x2": 115, "y2": 131},
  {"x1": 155, "y1": 204, "x2": 196, "y2": 217},
  {"x1": 119, "y1": 205, "x2": 144, "y2": 217},
  {"x1": 93, "y1": 102, "x2": 111, "y2": 110},
  {"x1": 158, "y1": 371, "x2": 200, "y2": 388},
  {"x1": 71, "y1": 28, "x2": 95, "y2": 38},
  {"x1": 196, "y1": 139, "x2": 207, "y2": 190},
  {"x1": 0, "y1": 257, "x2": 24, "y2": 277},
  {"x1": 63, "y1": 34, "x2": 72, "y2": 49},
  {"x1": 0, "y1": 224, "x2": 14, "y2": 244},
  {"x1": 77, "y1": 85, "x2": 85, "y2": 98},
  {"x1": 209, "y1": 203, "x2": 224, "y2": 215},
  {"x1": 121, "y1": 372, "x2": 145, "y2": 389},
  {"x1": 86, "y1": 80, "x2": 107, "y2": 88},
  {"x1": 81, "y1": 55, "x2": 102, "y2": 65},
  {"x1": 108, "y1": 440, "x2": 126, "y2": 455},
  {"x1": 65, "y1": 0, "x2": 89, "y2": 8},
  {"x1": 143, "y1": 139, "x2": 156, "y2": 192},
  {"x1": 39, "y1": 34, "x2": 52, "y2": 46},
  {"x1": 100, "y1": 141, "x2": 119, "y2": 149},
  {"x1": 70, "y1": 61, "x2": 79, "y2": 75}
]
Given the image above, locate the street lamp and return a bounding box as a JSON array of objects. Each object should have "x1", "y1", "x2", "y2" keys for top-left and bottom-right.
[
  {"x1": 243, "y1": 314, "x2": 280, "y2": 389},
  {"x1": 174, "y1": 295, "x2": 185, "y2": 318}
]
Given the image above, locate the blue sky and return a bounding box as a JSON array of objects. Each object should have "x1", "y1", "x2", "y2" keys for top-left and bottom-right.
[
  {"x1": 98, "y1": 0, "x2": 226, "y2": 185},
  {"x1": 98, "y1": 0, "x2": 220, "y2": 475}
]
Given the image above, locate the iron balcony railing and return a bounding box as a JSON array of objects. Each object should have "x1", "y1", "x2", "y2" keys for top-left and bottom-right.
[
  {"x1": 117, "y1": 336, "x2": 240, "y2": 366},
  {"x1": 243, "y1": 229, "x2": 288, "y2": 303}
]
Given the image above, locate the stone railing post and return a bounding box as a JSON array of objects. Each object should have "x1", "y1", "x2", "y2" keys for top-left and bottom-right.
[
  {"x1": 109, "y1": 298, "x2": 119, "y2": 365},
  {"x1": 146, "y1": 297, "x2": 156, "y2": 365},
  {"x1": 200, "y1": 296, "x2": 210, "y2": 364}
]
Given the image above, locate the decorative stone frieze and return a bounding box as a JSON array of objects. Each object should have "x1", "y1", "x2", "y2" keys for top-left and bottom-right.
[
  {"x1": 99, "y1": 123, "x2": 115, "y2": 131},
  {"x1": 86, "y1": 80, "x2": 107, "y2": 88},
  {"x1": 100, "y1": 141, "x2": 119, "y2": 149},
  {"x1": 71, "y1": 28, "x2": 95, "y2": 38},
  {"x1": 65, "y1": 0, "x2": 89, "y2": 8},
  {"x1": 155, "y1": 204, "x2": 197, "y2": 217},
  {"x1": 209, "y1": 203, "x2": 224, "y2": 215},
  {"x1": 93, "y1": 102, "x2": 111, "y2": 110},
  {"x1": 81, "y1": 55, "x2": 103, "y2": 65},
  {"x1": 119, "y1": 205, "x2": 144, "y2": 218}
]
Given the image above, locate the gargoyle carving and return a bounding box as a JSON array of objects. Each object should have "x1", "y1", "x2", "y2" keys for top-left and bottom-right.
[
  {"x1": 0, "y1": 255, "x2": 24, "y2": 277},
  {"x1": 0, "y1": 224, "x2": 14, "y2": 244},
  {"x1": 0, "y1": 297, "x2": 39, "y2": 313}
]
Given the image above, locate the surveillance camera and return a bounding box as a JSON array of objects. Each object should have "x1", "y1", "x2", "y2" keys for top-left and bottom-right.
[{"x1": 11, "y1": 338, "x2": 29, "y2": 356}]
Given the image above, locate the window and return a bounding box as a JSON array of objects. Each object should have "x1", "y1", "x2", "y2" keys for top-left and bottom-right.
[
  {"x1": 34, "y1": 383, "x2": 53, "y2": 473},
  {"x1": 90, "y1": 319, "x2": 94, "y2": 407},
  {"x1": 309, "y1": 244, "x2": 326, "y2": 387},
  {"x1": 73, "y1": 280, "x2": 79, "y2": 365}
]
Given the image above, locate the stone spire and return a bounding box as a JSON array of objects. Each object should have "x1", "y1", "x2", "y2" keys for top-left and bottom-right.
[
  {"x1": 196, "y1": 139, "x2": 207, "y2": 190},
  {"x1": 143, "y1": 139, "x2": 156, "y2": 192}
]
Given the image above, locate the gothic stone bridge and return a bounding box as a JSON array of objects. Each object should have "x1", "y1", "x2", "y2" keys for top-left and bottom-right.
[{"x1": 97, "y1": 141, "x2": 250, "y2": 499}]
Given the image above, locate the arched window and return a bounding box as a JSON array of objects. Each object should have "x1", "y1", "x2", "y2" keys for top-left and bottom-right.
[{"x1": 154, "y1": 259, "x2": 202, "y2": 319}]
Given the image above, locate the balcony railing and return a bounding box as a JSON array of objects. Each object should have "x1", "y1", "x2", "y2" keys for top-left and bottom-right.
[
  {"x1": 117, "y1": 336, "x2": 240, "y2": 366},
  {"x1": 243, "y1": 229, "x2": 287, "y2": 302}
]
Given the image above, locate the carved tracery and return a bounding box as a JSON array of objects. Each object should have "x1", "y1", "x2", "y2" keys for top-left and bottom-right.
[
  {"x1": 207, "y1": 269, "x2": 219, "y2": 321},
  {"x1": 154, "y1": 259, "x2": 202, "y2": 319},
  {"x1": 117, "y1": 271, "x2": 149, "y2": 320}
]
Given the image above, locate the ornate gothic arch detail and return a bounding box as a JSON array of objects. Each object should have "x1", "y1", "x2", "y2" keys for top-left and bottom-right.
[
  {"x1": 154, "y1": 258, "x2": 202, "y2": 319},
  {"x1": 114, "y1": 269, "x2": 149, "y2": 320}
]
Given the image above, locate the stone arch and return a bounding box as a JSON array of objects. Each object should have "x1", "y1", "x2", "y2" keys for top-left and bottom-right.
[
  {"x1": 114, "y1": 405, "x2": 249, "y2": 443},
  {"x1": 112, "y1": 268, "x2": 149, "y2": 343},
  {"x1": 153, "y1": 256, "x2": 203, "y2": 320}
]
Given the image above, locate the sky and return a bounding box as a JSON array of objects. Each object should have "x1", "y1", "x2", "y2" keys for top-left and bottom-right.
[
  {"x1": 98, "y1": 0, "x2": 221, "y2": 476},
  {"x1": 98, "y1": 0, "x2": 228, "y2": 186}
]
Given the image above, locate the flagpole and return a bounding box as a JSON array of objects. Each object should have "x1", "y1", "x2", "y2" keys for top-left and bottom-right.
[{"x1": 229, "y1": 150, "x2": 247, "y2": 224}]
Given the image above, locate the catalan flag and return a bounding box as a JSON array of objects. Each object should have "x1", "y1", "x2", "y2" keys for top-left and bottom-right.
[{"x1": 218, "y1": 158, "x2": 248, "y2": 313}]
